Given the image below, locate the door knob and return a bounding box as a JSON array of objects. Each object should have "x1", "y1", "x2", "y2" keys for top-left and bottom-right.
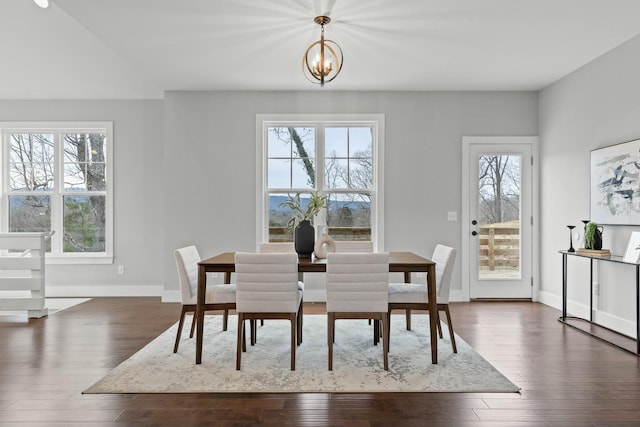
[
  {"x1": 471, "y1": 231, "x2": 478, "y2": 236},
  {"x1": 471, "y1": 220, "x2": 478, "y2": 225}
]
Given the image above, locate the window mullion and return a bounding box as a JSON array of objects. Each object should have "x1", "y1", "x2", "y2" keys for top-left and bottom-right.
[
  {"x1": 316, "y1": 126, "x2": 325, "y2": 193},
  {"x1": 51, "y1": 131, "x2": 62, "y2": 254}
]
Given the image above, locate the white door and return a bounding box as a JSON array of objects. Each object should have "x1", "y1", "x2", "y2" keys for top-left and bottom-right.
[{"x1": 463, "y1": 138, "x2": 536, "y2": 299}]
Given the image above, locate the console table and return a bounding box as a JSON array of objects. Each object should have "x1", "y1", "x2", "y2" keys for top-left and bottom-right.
[{"x1": 559, "y1": 250, "x2": 639, "y2": 355}]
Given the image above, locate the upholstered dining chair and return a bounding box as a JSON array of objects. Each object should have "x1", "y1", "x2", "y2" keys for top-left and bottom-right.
[
  {"x1": 326, "y1": 252, "x2": 390, "y2": 371},
  {"x1": 234, "y1": 252, "x2": 303, "y2": 370},
  {"x1": 256, "y1": 242, "x2": 305, "y2": 341},
  {"x1": 388, "y1": 244, "x2": 458, "y2": 353},
  {"x1": 173, "y1": 246, "x2": 236, "y2": 353}
]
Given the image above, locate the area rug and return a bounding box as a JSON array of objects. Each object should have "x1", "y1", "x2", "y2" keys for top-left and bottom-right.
[{"x1": 84, "y1": 314, "x2": 519, "y2": 394}]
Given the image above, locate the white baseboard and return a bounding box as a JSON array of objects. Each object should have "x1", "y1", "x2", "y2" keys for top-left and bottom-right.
[
  {"x1": 450, "y1": 289, "x2": 469, "y2": 302},
  {"x1": 162, "y1": 290, "x2": 181, "y2": 303},
  {"x1": 538, "y1": 290, "x2": 636, "y2": 338},
  {"x1": 46, "y1": 285, "x2": 163, "y2": 298}
]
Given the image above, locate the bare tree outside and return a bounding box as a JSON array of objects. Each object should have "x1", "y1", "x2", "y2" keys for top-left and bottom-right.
[
  {"x1": 8, "y1": 131, "x2": 107, "y2": 252},
  {"x1": 478, "y1": 155, "x2": 520, "y2": 224},
  {"x1": 267, "y1": 126, "x2": 374, "y2": 241},
  {"x1": 477, "y1": 154, "x2": 521, "y2": 277}
]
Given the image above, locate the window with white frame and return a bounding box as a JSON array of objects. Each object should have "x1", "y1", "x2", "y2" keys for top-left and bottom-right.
[
  {"x1": 257, "y1": 115, "x2": 384, "y2": 249},
  {"x1": 1, "y1": 122, "x2": 113, "y2": 263}
]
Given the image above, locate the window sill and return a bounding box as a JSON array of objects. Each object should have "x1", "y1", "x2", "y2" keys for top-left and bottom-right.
[{"x1": 45, "y1": 254, "x2": 114, "y2": 265}]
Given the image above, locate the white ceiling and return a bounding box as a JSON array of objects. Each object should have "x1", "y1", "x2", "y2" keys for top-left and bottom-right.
[{"x1": 2, "y1": 0, "x2": 640, "y2": 99}]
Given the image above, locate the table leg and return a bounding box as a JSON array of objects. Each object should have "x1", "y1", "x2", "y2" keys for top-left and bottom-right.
[
  {"x1": 427, "y1": 264, "x2": 438, "y2": 364},
  {"x1": 590, "y1": 259, "x2": 594, "y2": 322},
  {"x1": 196, "y1": 265, "x2": 206, "y2": 364},
  {"x1": 562, "y1": 253, "x2": 567, "y2": 320},
  {"x1": 636, "y1": 266, "x2": 639, "y2": 355}
]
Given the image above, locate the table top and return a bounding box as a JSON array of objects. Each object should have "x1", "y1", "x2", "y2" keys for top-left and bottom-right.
[
  {"x1": 199, "y1": 251, "x2": 434, "y2": 272},
  {"x1": 560, "y1": 250, "x2": 640, "y2": 266}
]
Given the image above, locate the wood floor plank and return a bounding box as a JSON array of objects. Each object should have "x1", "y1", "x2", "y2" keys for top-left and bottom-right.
[{"x1": 1, "y1": 297, "x2": 640, "y2": 426}]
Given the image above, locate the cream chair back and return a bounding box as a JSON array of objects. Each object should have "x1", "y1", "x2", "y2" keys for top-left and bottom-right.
[
  {"x1": 174, "y1": 246, "x2": 200, "y2": 304},
  {"x1": 235, "y1": 252, "x2": 300, "y2": 313},
  {"x1": 432, "y1": 244, "x2": 457, "y2": 304},
  {"x1": 326, "y1": 252, "x2": 389, "y2": 313}
]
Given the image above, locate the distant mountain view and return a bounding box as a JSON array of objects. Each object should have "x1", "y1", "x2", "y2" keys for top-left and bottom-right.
[{"x1": 269, "y1": 195, "x2": 369, "y2": 213}]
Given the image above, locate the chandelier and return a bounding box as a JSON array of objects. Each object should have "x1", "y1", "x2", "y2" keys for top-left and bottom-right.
[{"x1": 302, "y1": 16, "x2": 343, "y2": 86}]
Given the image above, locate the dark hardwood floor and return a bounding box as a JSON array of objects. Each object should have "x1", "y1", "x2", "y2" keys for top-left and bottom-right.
[{"x1": 1, "y1": 297, "x2": 640, "y2": 426}]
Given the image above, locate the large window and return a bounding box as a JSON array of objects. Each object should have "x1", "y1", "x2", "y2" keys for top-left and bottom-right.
[
  {"x1": 1, "y1": 122, "x2": 113, "y2": 263},
  {"x1": 257, "y1": 115, "x2": 384, "y2": 249}
]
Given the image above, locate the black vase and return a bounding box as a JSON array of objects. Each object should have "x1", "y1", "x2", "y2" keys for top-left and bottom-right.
[{"x1": 294, "y1": 220, "x2": 315, "y2": 259}]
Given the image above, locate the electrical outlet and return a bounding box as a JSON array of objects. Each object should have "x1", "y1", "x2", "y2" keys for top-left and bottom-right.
[
  {"x1": 118, "y1": 265, "x2": 125, "y2": 275},
  {"x1": 593, "y1": 281, "x2": 599, "y2": 295}
]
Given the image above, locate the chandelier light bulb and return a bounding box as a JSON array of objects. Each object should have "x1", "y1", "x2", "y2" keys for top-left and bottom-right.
[{"x1": 34, "y1": 0, "x2": 49, "y2": 8}]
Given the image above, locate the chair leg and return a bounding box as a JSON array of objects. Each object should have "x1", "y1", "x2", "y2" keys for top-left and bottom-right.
[
  {"x1": 381, "y1": 314, "x2": 389, "y2": 371},
  {"x1": 386, "y1": 311, "x2": 392, "y2": 352},
  {"x1": 443, "y1": 305, "x2": 457, "y2": 353},
  {"x1": 373, "y1": 319, "x2": 379, "y2": 346},
  {"x1": 297, "y1": 301, "x2": 303, "y2": 345},
  {"x1": 242, "y1": 320, "x2": 247, "y2": 352},
  {"x1": 328, "y1": 313, "x2": 334, "y2": 370},
  {"x1": 173, "y1": 306, "x2": 188, "y2": 353},
  {"x1": 405, "y1": 308, "x2": 412, "y2": 330},
  {"x1": 290, "y1": 315, "x2": 296, "y2": 371},
  {"x1": 188, "y1": 311, "x2": 196, "y2": 338},
  {"x1": 250, "y1": 319, "x2": 256, "y2": 346},
  {"x1": 436, "y1": 311, "x2": 443, "y2": 338},
  {"x1": 236, "y1": 314, "x2": 244, "y2": 370},
  {"x1": 223, "y1": 308, "x2": 229, "y2": 331}
]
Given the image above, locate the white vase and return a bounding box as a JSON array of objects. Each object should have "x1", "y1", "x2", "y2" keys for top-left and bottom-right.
[{"x1": 313, "y1": 233, "x2": 335, "y2": 259}]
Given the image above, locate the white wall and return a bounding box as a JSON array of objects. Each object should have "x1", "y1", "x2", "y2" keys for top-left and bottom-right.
[
  {"x1": 163, "y1": 91, "x2": 538, "y2": 300},
  {"x1": 539, "y1": 34, "x2": 640, "y2": 336},
  {"x1": 0, "y1": 100, "x2": 165, "y2": 296}
]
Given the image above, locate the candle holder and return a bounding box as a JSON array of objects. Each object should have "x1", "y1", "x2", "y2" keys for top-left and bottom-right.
[{"x1": 567, "y1": 225, "x2": 576, "y2": 252}]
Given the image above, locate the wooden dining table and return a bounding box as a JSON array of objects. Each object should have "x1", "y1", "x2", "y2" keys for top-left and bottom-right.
[{"x1": 195, "y1": 251, "x2": 438, "y2": 364}]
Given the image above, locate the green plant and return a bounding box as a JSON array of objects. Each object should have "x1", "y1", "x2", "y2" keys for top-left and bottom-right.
[
  {"x1": 279, "y1": 191, "x2": 327, "y2": 234},
  {"x1": 585, "y1": 222, "x2": 598, "y2": 249}
]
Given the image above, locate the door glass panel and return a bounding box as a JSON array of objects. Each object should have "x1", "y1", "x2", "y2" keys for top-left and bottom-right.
[{"x1": 477, "y1": 154, "x2": 521, "y2": 279}]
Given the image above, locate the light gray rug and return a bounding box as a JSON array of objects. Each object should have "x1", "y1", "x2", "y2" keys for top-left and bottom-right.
[{"x1": 84, "y1": 314, "x2": 519, "y2": 394}]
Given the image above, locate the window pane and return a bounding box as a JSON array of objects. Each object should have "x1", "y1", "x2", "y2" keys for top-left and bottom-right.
[
  {"x1": 325, "y1": 128, "x2": 348, "y2": 157},
  {"x1": 268, "y1": 193, "x2": 295, "y2": 242},
  {"x1": 268, "y1": 127, "x2": 316, "y2": 189},
  {"x1": 267, "y1": 128, "x2": 291, "y2": 157},
  {"x1": 63, "y1": 195, "x2": 105, "y2": 252},
  {"x1": 63, "y1": 133, "x2": 107, "y2": 192},
  {"x1": 63, "y1": 133, "x2": 106, "y2": 162},
  {"x1": 292, "y1": 159, "x2": 315, "y2": 188},
  {"x1": 267, "y1": 159, "x2": 291, "y2": 188},
  {"x1": 326, "y1": 192, "x2": 371, "y2": 241},
  {"x1": 63, "y1": 163, "x2": 106, "y2": 191},
  {"x1": 268, "y1": 127, "x2": 315, "y2": 158},
  {"x1": 349, "y1": 128, "x2": 372, "y2": 155},
  {"x1": 9, "y1": 195, "x2": 51, "y2": 232},
  {"x1": 477, "y1": 155, "x2": 521, "y2": 279},
  {"x1": 9, "y1": 132, "x2": 55, "y2": 191},
  {"x1": 325, "y1": 159, "x2": 348, "y2": 189},
  {"x1": 349, "y1": 159, "x2": 373, "y2": 190},
  {"x1": 9, "y1": 133, "x2": 54, "y2": 163}
]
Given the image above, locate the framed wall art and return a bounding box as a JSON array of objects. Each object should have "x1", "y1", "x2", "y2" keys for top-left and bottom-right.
[{"x1": 590, "y1": 138, "x2": 640, "y2": 225}]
